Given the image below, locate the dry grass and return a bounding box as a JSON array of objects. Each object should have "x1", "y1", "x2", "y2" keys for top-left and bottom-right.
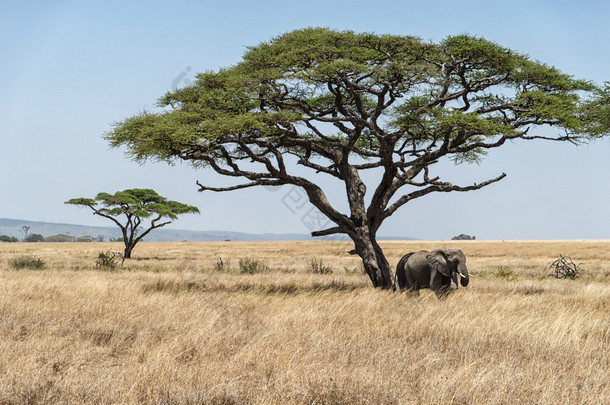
[{"x1": 0, "y1": 240, "x2": 608, "y2": 404}]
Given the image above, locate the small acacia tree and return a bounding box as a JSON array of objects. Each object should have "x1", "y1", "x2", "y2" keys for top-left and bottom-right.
[
  {"x1": 106, "y1": 28, "x2": 610, "y2": 288},
  {"x1": 66, "y1": 189, "x2": 200, "y2": 258}
]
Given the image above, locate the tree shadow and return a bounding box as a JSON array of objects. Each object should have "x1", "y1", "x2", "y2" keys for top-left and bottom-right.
[{"x1": 141, "y1": 278, "x2": 368, "y2": 295}]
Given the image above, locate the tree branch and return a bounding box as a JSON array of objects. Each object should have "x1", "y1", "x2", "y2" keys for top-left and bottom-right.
[
  {"x1": 383, "y1": 172, "x2": 507, "y2": 220},
  {"x1": 84, "y1": 205, "x2": 127, "y2": 235},
  {"x1": 132, "y1": 215, "x2": 172, "y2": 245},
  {"x1": 311, "y1": 226, "x2": 347, "y2": 237},
  {"x1": 196, "y1": 179, "x2": 284, "y2": 192},
  {"x1": 522, "y1": 133, "x2": 581, "y2": 145}
]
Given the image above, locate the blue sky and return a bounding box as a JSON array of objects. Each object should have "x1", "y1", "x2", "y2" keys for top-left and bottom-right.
[{"x1": 1, "y1": 0, "x2": 609, "y2": 240}]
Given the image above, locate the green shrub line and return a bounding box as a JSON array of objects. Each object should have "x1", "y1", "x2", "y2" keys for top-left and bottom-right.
[{"x1": 10, "y1": 256, "x2": 46, "y2": 270}]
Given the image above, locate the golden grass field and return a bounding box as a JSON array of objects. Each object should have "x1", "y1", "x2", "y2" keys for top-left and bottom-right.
[{"x1": 0, "y1": 240, "x2": 608, "y2": 404}]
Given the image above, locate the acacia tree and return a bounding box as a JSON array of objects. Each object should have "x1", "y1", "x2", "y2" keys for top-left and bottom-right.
[
  {"x1": 66, "y1": 189, "x2": 199, "y2": 258},
  {"x1": 106, "y1": 28, "x2": 610, "y2": 288}
]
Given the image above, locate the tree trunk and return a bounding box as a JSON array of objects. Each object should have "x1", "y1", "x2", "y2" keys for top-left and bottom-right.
[
  {"x1": 352, "y1": 227, "x2": 394, "y2": 289},
  {"x1": 124, "y1": 244, "x2": 134, "y2": 259}
]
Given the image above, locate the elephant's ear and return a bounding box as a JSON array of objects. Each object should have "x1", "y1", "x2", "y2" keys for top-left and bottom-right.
[{"x1": 427, "y1": 250, "x2": 451, "y2": 277}]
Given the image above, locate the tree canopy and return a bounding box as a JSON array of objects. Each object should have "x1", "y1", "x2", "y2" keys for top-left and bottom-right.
[
  {"x1": 66, "y1": 189, "x2": 199, "y2": 258},
  {"x1": 106, "y1": 28, "x2": 610, "y2": 287}
]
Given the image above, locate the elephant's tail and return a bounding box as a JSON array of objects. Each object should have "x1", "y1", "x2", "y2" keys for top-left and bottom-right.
[{"x1": 394, "y1": 252, "x2": 414, "y2": 291}]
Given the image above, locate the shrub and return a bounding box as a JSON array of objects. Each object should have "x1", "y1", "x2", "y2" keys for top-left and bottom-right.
[
  {"x1": 215, "y1": 256, "x2": 231, "y2": 272},
  {"x1": 10, "y1": 256, "x2": 46, "y2": 270},
  {"x1": 280, "y1": 267, "x2": 296, "y2": 274},
  {"x1": 344, "y1": 265, "x2": 365, "y2": 275},
  {"x1": 96, "y1": 250, "x2": 122, "y2": 269},
  {"x1": 0, "y1": 235, "x2": 18, "y2": 242},
  {"x1": 238, "y1": 258, "x2": 270, "y2": 274},
  {"x1": 24, "y1": 234, "x2": 44, "y2": 242},
  {"x1": 496, "y1": 266, "x2": 517, "y2": 280},
  {"x1": 307, "y1": 257, "x2": 333, "y2": 274},
  {"x1": 44, "y1": 234, "x2": 75, "y2": 242}
]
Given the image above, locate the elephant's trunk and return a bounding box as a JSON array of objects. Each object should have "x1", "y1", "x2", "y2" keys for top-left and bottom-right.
[
  {"x1": 458, "y1": 263, "x2": 469, "y2": 287},
  {"x1": 460, "y1": 275, "x2": 469, "y2": 287}
]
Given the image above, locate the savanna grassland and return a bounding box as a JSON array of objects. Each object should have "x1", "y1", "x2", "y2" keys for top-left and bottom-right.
[{"x1": 0, "y1": 240, "x2": 608, "y2": 404}]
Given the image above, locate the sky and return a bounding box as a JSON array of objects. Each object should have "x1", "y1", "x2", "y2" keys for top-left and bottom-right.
[{"x1": 1, "y1": 0, "x2": 609, "y2": 240}]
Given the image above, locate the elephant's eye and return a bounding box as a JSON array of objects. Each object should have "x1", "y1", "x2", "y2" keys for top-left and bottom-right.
[{"x1": 452, "y1": 258, "x2": 459, "y2": 264}]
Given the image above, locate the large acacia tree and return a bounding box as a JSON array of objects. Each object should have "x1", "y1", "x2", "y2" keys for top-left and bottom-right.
[{"x1": 106, "y1": 28, "x2": 609, "y2": 288}]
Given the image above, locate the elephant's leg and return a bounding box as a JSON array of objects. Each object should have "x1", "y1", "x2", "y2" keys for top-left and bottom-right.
[
  {"x1": 405, "y1": 287, "x2": 420, "y2": 297},
  {"x1": 395, "y1": 254, "x2": 413, "y2": 290},
  {"x1": 434, "y1": 284, "x2": 452, "y2": 300},
  {"x1": 405, "y1": 267, "x2": 417, "y2": 288},
  {"x1": 431, "y1": 274, "x2": 451, "y2": 299},
  {"x1": 396, "y1": 267, "x2": 407, "y2": 290}
]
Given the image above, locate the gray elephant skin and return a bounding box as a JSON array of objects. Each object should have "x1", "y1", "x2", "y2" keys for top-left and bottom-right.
[{"x1": 395, "y1": 249, "x2": 469, "y2": 298}]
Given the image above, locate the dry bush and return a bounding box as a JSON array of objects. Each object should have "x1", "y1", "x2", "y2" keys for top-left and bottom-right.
[
  {"x1": 307, "y1": 257, "x2": 334, "y2": 274},
  {"x1": 0, "y1": 240, "x2": 608, "y2": 404},
  {"x1": 238, "y1": 257, "x2": 270, "y2": 274}
]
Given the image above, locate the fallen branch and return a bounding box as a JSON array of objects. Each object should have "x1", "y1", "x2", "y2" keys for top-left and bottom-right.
[{"x1": 549, "y1": 255, "x2": 582, "y2": 279}]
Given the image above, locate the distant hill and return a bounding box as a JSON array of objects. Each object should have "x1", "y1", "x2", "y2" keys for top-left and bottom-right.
[{"x1": 0, "y1": 218, "x2": 416, "y2": 242}]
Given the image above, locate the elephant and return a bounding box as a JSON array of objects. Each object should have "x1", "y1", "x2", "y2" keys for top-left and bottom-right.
[{"x1": 395, "y1": 249, "x2": 469, "y2": 298}]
